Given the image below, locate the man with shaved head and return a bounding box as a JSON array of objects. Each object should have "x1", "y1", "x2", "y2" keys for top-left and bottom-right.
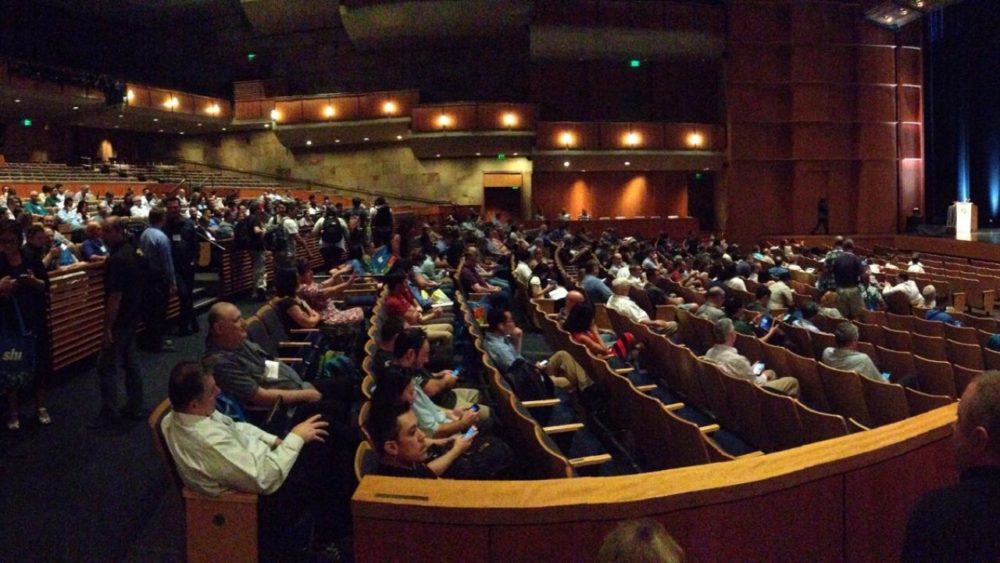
[
  {"x1": 93, "y1": 216, "x2": 146, "y2": 426},
  {"x1": 904, "y1": 372, "x2": 1000, "y2": 561}
]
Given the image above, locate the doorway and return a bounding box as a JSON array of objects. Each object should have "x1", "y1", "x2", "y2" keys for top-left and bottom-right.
[{"x1": 483, "y1": 172, "x2": 523, "y2": 221}]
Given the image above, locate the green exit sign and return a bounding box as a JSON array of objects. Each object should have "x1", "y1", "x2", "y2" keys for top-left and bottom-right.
[
  {"x1": 630, "y1": 59, "x2": 641, "y2": 68},
  {"x1": 496, "y1": 153, "x2": 506, "y2": 160},
  {"x1": 247, "y1": 52, "x2": 256, "y2": 62},
  {"x1": 22, "y1": 119, "x2": 32, "y2": 127}
]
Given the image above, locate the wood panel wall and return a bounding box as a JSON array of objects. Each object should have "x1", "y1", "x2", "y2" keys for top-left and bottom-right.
[
  {"x1": 725, "y1": 0, "x2": 923, "y2": 243},
  {"x1": 531, "y1": 171, "x2": 689, "y2": 220}
]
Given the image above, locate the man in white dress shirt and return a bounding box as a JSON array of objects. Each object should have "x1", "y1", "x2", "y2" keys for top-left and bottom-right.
[{"x1": 161, "y1": 361, "x2": 348, "y2": 555}]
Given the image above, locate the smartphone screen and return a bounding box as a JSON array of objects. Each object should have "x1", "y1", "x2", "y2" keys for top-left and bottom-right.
[
  {"x1": 759, "y1": 316, "x2": 772, "y2": 330},
  {"x1": 752, "y1": 362, "x2": 765, "y2": 376},
  {"x1": 463, "y1": 425, "x2": 477, "y2": 439},
  {"x1": 451, "y1": 367, "x2": 461, "y2": 378},
  {"x1": 469, "y1": 404, "x2": 479, "y2": 412}
]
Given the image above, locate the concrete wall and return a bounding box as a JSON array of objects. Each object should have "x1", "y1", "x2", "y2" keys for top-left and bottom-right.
[{"x1": 172, "y1": 131, "x2": 533, "y2": 212}]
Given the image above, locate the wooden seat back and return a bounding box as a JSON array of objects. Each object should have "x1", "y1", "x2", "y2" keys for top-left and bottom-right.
[
  {"x1": 817, "y1": 363, "x2": 873, "y2": 428},
  {"x1": 913, "y1": 354, "x2": 958, "y2": 399}
]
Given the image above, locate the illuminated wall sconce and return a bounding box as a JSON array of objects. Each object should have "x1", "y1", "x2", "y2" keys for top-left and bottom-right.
[
  {"x1": 323, "y1": 105, "x2": 336, "y2": 118},
  {"x1": 437, "y1": 113, "x2": 453, "y2": 129},
  {"x1": 270, "y1": 108, "x2": 282, "y2": 121},
  {"x1": 126, "y1": 89, "x2": 135, "y2": 103},
  {"x1": 559, "y1": 131, "x2": 576, "y2": 148},
  {"x1": 206, "y1": 103, "x2": 221, "y2": 116},
  {"x1": 623, "y1": 131, "x2": 641, "y2": 147},
  {"x1": 686, "y1": 132, "x2": 705, "y2": 148},
  {"x1": 501, "y1": 112, "x2": 518, "y2": 128},
  {"x1": 383, "y1": 100, "x2": 398, "y2": 115},
  {"x1": 164, "y1": 96, "x2": 179, "y2": 110}
]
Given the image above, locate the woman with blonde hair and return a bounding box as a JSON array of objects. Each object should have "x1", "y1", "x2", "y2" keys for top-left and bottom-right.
[{"x1": 819, "y1": 291, "x2": 844, "y2": 319}]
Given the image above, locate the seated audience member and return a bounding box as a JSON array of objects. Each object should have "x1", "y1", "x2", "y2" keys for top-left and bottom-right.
[
  {"x1": 23, "y1": 224, "x2": 63, "y2": 271},
  {"x1": 564, "y1": 302, "x2": 631, "y2": 359},
  {"x1": 381, "y1": 327, "x2": 487, "y2": 416},
  {"x1": 528, "y1": 262, "x2": 564, "y2": 300},
  {"x1": 384, "y1": 271, "x2": 453, "y2": 347},
  {"x1": 459, "y1": 248, "x2": 503, "y2": 295},
  {"x1": 925, "y1": 293, "x2": 960, "y2": 326},
  {"x1": 271, "y1": 268, "x2": 323, "y2": 334},
  {"x1": 80, "y1": 221, "x2": 108, "y2": 262},
  {"x1": 161, "y1": 362, "x2": 351, "y2": 557},
  {"x1": 202, "y1": 302, "x2": 355, "y2": 425},
  {"x1": 768, "y1": 269, "x2": 795, "y2": 312},
  {"x1": 907, "y1": 253, "x2": 925, "y2": 273},
  {"x1": 293, "y1": 258, "x2": 365, "y2": 332},
  {"x1": 748, "y1": 285, "x2": 771, "y2": 314},
  {"x1": 904, "y1": 372, "x2": 1000, "y2": 562},
  {"x1": 606, "y1": 253, "x2": 625, "y2": 278},
  {"x1": 818, "y1": 291, "x2": 843, "y2": 319},
  {"x1": 820, "y1": 322, "x2": 882, "y2": 382},
  {"x1": 607, "y1": 278, "x2": 678, "y2": 335},
  {"x1": 371, "y1": 316, "x2": 405, "y2": 373},
  {"x1": 483, "y1": 307, "x2": 594, "y2": 394},
  {"x1": 366, "y1": 402, "x2": 476, "y2": 479},
  {"x1": 723, "y1": 297, "x2": 780, "y2": 343},
  {"x1": 791, "y1": 302, "x2": 822, "y2": 333},
  {"x1": 557, "y1": 290, "x2": 618, "y2": 345},
  {"x1": 597, "y1": 519, "x2": 685, "y2": 563},
  {"x1": 695, "y1": 286, "x2": 727, "y2": 322},
  {"x1": 616, "y1": 263, "x2": 646, "y2": 288},
  {"x1": 581, "y1": 261, "x2": 613, "y2": 304},
  {"x1": 512, "y1": 248, "x2": 533, "y2": 286},
  {"x1": 921, "y1": 284, "x2": 937, "y2": 309},
  {"x1": 704, "y1": 319, "x2": 799, "y2": 397},
  {"x1": 859, "y1": 266, "x2": 885, "y2": 311},
  {"x1": 882, "y1": 271, "x2": 924, "y2": 307}
]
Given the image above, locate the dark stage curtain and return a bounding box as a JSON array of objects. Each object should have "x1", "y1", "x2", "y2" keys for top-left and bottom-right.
[{"x1": 925, "y1": 0, "x2": 1000, "y2": 228}]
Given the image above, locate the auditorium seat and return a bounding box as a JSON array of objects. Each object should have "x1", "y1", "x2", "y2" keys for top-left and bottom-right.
[
  {"x1": 148, "y1": 400, "x2": 259, "y2": 563},
  {"x1": 946, "y1": 338, "x2": 984, "y2": 370},
  {"x1": 816, "y1": 363, "x2": 873, "y2": 428},
  {"x1": 911, "y1": 332, "x2": 947, "y2": 361},
  {"x1": 882, "y1": 326, "x2": 913, "y2": 352},
  {"x1": 796, "y1": 401, "x2": 850, "y2": 444},
  {"x1": 944, "y1": 322, "x2": 979, "y2": 344},
  {"x1": 913, "y1": 355, "x2": 958, "y2": 399},
  {"x1": 911, "y1": 316, "x2": 945, "y2": 337},
  {"x1": 784, "y1": 350, "x2": 829, "y2": 412},
  {"x1": 858, "y1": 376, "x2": 909, "y2": 427},
  {"x1": 876, "y1": 346, "x2": 916, "y2": 383}
]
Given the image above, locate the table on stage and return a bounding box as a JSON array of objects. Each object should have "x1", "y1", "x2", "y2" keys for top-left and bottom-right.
[{"x1": 520, "y1": 216, "x2": 699, "y2": 239}]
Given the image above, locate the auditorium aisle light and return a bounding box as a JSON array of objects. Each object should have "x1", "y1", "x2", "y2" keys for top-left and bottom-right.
[{"x1": 686, "y1": 132, "x2": 705, "y2": 148}]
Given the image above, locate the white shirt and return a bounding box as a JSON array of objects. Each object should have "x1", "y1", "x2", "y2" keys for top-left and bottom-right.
[
  {"x1": 130, "y1": 206, "x2": 150, "y2": 219},
  {"x1": 607, "y1": 294, "x2": 650, "y2": 323},
  {"x1": 161, "y1": 410, "x2": 304, "y2": 497},
  {"x1": 883, "y1": 279, "x2": 923, "y2": 306},
  {"x1": 724, "y1": 277, "x2": 747, "y2": 292},
  {"x1": 704, "y1": 345, "x2": 767, "y2": 385},
  {"x1": 907, "y1": 263, "x2": 925, "y2": 273},
  {"x1": 513, "y1": 261, "x2": 532, "y2": 286}
]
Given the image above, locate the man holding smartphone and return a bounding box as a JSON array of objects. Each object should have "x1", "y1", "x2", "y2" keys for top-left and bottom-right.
[{"x1": 704, "y1": 319, "x2": 799, "y2": 397}]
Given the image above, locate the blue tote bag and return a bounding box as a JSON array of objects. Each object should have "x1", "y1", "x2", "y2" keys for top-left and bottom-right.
[{"x1": 0, "y1": 301, "x2": 37, "y2": 392}]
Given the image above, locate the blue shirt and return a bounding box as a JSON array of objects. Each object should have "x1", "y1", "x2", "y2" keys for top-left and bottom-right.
[
  {"x1": 926, "y1": 308, "x2": 959, "y2": 326},
  {"x1": 581, "y1": 274, "x2": 612, "y2": 304},
  {"x1": 81, "y1": 238, "x2": 108, "y2": 261},
  {"x1": 483, "y1": 331, "x2": 521, "y2": 372},
  {"x1": 140, "y1": 226, "x2": 176, "y2": 286}
]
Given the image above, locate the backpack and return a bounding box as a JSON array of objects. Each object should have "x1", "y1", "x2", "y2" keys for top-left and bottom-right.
[
  {"x1": 320, "y1": 215, "x2": 345, "y2": 245},
  {"x1": 503, "y1": 359, "x2": 555, "y2": 402},
  {"x1": 233, "y1": 218, "x2": 253, "y2": 250},
  {"x1": 264, "y1": 220, "x2": 287, "y2": 252}
]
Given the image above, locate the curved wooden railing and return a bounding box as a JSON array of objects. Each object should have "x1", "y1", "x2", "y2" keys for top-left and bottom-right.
[{"x1": 352, "y1": 404, "x2": 957, "y2": 562}]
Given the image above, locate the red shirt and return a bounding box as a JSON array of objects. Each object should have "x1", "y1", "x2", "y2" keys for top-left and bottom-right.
[{"x1": 385, "y1": 291, "x2": 415, "y2": 318}]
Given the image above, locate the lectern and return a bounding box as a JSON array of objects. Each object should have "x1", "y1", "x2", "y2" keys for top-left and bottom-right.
[{"x1": 955, "y1": 201, "x2": 978, "y2": 236}]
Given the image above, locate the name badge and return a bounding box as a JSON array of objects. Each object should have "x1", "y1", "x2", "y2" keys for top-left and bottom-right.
[
  {"x1": 171, "y1": 234, "x2": 182, "y2": 242},
  {"x1": 264, "y1": 360, "x2": 280, "y2": 380}
]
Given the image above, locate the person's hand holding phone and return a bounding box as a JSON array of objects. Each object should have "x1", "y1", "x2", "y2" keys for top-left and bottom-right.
[{"x1": 452, "y1": 426, "x2": 478, "y2": 455}]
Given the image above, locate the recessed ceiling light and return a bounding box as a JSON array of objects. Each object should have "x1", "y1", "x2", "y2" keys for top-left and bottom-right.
[
  {"x1": 363, "y1": 137, "x2": 370, "y2": 141},
  {"x1": 512, "y1": 152, "x2": 518, "y2": 156},
  {"x1": 221, "y1": 127, "x2": 227, "y2": 131},
  {"x1": 396, "y1": 135, "x2": 403, "y2": 140},
  {"x1": 72, "y1": 106, "x2": 79, "y2": 110},
  {"x1": 306, "y1": 140, "x2": 312, "y2": 146},
  {"x1": 335, "y1": 139, "x2": 340, "y2": 143},
  {"x1": 118, "y1": 114, "x2": 123, "y2": 118},
  {"x1": 158, "y1": 129, "x2": 164, "y2": 132},
  {"x1": 14, "y1": 99, "x2": 20, "y2": 103},
  {"x1": 563, "y1": 161, "x2": 570, "y2": 167},
  {"x1": 180, "y1": 131, "x2": 185, "y2": 135},
  {"x1": 114, "y1": 125, "x2": 119, "y2": 128},
  {"x1": 436, "y1": 154, "x2": 441, "y2": 157},
  {"x1": 197, "y1": 123, "x2": 203, "y2": 127},
  {"x1": 475, "y1": 152, "x2": 481, "y2": 156},
  {"x1": 625, "y1": 161, "x2": 631, "y2": 166},
  {"x1": 264, "y1": 123, "x2": 270, "y2": 128},
  {"x1": 153, "y1": 118, "x2": 159, "y2": 122}
]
